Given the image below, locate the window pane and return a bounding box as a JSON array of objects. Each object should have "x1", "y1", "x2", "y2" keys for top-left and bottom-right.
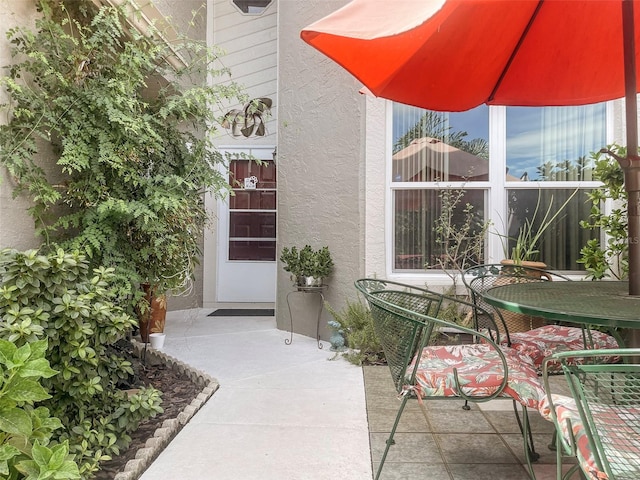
[
  {"x1": 392, "y1": 104, "x2": 489, "y2": 182},
  {"x1": 394, "y1": 189, "x2": 486, "y2": 271},
  {"x1": 229, "y1": 241, "x2": 275, "y2": 261},
  {"x1": 230, "y1": 159, "x2": 275, "y2": 189},
  {"x1": 506, "y1": 189, "x2": 598, "y2": 270},
  {"x1": 506, "y1": 105, "x2": 605, "y2": 181},
  {"x1": 229, "y1": 212, "x2": 275, "y2": 238},
  {"x1": 229, "y1": 191, "x2": 276, "y2": 209}
]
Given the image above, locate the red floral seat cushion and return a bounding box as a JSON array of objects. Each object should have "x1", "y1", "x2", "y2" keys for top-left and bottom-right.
[
  {"x1": 539, "y1": 394, "x2": 640, "y2": 480},
  {"x1": 503, "y1": 325, "x2": 619, "y2": 373},
  {"x1": 406, "y1": 344, "x2": 544, "y2": 409}
]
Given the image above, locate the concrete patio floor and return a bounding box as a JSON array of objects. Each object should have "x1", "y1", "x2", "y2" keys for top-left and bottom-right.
[{"x1": 138, "y1": 308, "x2": 578, "y2": 480}]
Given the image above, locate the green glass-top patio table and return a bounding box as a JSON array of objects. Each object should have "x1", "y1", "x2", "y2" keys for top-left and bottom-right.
[{"x1": 483, "y1": 280, "x2": 640, "y2": 331}]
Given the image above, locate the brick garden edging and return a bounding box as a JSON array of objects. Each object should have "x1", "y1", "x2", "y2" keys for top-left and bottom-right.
[{"x1": 113, "y1": 340, "x2": 220, "y2": 480}]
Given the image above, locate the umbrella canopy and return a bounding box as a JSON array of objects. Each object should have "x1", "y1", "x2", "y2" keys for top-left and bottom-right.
[{"x1": 301, "y1": 0, "x2": 640, "y2": 295}]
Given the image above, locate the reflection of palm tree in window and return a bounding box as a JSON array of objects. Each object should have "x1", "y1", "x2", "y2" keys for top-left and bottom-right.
[
  {"x1": 393, "y1": 111, "x2": 488, "y2": 159},
  {"x1": 535, "y1": 155, "x2": 594, "y2": 181}
]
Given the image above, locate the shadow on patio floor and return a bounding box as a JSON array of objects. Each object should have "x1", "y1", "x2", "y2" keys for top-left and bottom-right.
[{"x1": 362, "y1": 366, "x2": 582, "y2": 480}]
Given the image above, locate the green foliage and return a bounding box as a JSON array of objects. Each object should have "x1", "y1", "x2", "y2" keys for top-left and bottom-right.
[
  {"x1": 325, "y1": 299, "x2": 385, "y2": 366},
  {"x1": 579, "y1": 145, "x2": 628, "y2": 279},
  {"x1": 0, "y1": 338, "x2": 80, "y2": 480},
  {"x1": 0, "y1": 0, "x2": 246, "y2": 304},
  {"x1": 502, "y1": 188, "x2": 578, "y2": 264},
  {"x1": 0, "y1": 248, "x2": 162, "y2": 478},
  {"x1": 280, "y1": 246, "x2": 334, "y2": 279}
]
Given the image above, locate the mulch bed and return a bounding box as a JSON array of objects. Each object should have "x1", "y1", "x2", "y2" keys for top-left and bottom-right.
[{"x1": 93, "y1": 341, "x2": 202, "y2": 480}]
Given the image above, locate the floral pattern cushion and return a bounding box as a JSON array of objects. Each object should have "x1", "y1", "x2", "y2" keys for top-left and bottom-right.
[
  {"x1": 539, "y1": 394, "x2": 640, "y2": 480},
  {"x1": 502, "y1": 325, "x2": 619, "y2": 372},
  {"x1": 406, "y1": 344, "x2": 544, "y2": 409}
]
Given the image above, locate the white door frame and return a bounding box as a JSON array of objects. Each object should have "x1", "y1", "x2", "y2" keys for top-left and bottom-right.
[{"x1": 203, "y1": 146, "x2": 277, "y2": 306}]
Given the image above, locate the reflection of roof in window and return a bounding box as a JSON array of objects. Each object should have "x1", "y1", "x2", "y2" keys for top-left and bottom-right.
[
  {"x1": 392, "y1": 137, "x2": 521, "y2": 182},
  {"x1": 233, "y1": 0, "x2": 272, "y2": 15}
]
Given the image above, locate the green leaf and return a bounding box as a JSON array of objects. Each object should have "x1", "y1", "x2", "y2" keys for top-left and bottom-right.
[
  {"x1": 28, "y1": 340, "x2": 48, "y2": 359},
  {"x1": 14, "y1": 343, "x2": 31, "y2": 365},
  {"x1": 4, "y1": 377, "x2": 51, "y2": 403},
  {"x1": 31, "y1": 441, "x2": 52, "y2": 469},
  {"x1": 14, "y1": 458, "x2": 39, "y2": 478},
  {"x1": 20, "y1": 358, "x2": 58, "y2": 379},
  {"x1": 0, "y1": 406, "x2": 33, "y2": 435},
  {"x1": 53, "y1": 460, "x2": 81, "y2": 480},
  {"x1": 0, "y1": 443, "x2": 22, "y2": 461},
  {"x1": 0, "y1": 339, "x2": 17, "y2": 366},
  {"x1": 0, "y1": 459, "x2": 9, "y2": 477}
]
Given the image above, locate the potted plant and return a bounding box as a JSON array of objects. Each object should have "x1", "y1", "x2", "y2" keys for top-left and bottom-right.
[
  {"x1": 500, "y1": 188, "x2": 578, "y2": 269},
  {"x1": 280, "y1": 245, "x2": 334, "y2": 287}
]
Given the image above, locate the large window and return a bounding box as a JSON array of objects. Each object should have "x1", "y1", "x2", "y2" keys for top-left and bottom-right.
[{"x1": 392, "y1": 103, "x2": 606, "y2": 272}]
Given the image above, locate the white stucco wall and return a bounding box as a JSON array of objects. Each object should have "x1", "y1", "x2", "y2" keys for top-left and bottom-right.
[
  {"x1": 276, "y1": 0, "x2": 366, "y2": 339},
  {"x1": 0, "y1": 0, "x2": 41, "y2": 251}
]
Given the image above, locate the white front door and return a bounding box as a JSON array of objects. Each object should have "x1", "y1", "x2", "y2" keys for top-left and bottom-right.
[{"x1": 216, "y1": 147, "x2": 277, "y2": 302}]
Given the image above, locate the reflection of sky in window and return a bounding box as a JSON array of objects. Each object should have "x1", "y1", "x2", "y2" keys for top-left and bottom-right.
[
  {"x1": 506, "y1": 105, "x2": 606, "y2": 180},
  {"x1": 393, "y1": 103, "x2": 606, "y2": 181}
]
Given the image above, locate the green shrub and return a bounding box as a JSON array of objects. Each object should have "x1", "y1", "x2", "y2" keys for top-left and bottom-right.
[
  {"x1": 0, "y1": 0, "x2": 245, "y2": 305},
  {"x1": 0, "y1": 249, "x2": 162, "y2": 478},
  {"x1": 0, "y1": 338, "x2": 80, "y2": 480},
  {"x1": 325, "y1": 298, "x2": 385, "y2": 366},
  {"x1": 579, "y1": 145, "x2": 628, "y2": 279}
]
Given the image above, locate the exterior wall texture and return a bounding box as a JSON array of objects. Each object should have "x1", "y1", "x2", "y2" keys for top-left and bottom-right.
[
  {"x1": 0, "y1": 0, "x2": 41, "y2": 251},
  {"x1": 276, "y1": 0, "x2": 365, "y2": 339}
]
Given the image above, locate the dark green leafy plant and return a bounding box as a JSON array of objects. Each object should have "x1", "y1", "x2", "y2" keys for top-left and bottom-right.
[
  {"x1": 325, "y1": 298, "x2": 385, "y2": 366},
  {"x1": 579, "y1": 145, "x2": 628, "y2": 279},
  {"x1": 0, "y1": 338, "x2": 81, "y2": 480},
  {"x1": 0, "y1": 248, "x2": 162, "y2": 478},
  {"x1": 280, "y1": 245, "x2": 334, "y2": 279},
  {"x1": 0, "y1": 0, "x2": 245, "y2": 307}
]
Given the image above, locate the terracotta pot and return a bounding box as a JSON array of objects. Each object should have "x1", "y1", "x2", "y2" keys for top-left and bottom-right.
[
  {"x1": 139, "y1": 284, "x2": 167, "y2": 343},
  {"x1": 499, "y1": 259, "x2": 551, "y2": 280},
  {"x1": 498, "y1": 259, "x2": 550, "y2": 333}
]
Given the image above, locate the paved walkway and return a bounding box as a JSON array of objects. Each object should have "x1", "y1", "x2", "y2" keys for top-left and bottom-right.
[
  {"x1": 139, "y1": 309, "x2": 372, "y2": 480},
  {"x1": 139, "y1": 308, "x2": 575, "y2": 480}
]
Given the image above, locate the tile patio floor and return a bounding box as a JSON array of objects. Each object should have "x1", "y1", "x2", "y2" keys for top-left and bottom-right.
[{"x1": 363, "y1": 366, "x2": 581, "y2": 480}]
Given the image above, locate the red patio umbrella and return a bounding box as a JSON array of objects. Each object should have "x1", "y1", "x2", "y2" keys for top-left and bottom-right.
[{"x1": 301, "y1": 0, "x2": 640, "y2": 295}]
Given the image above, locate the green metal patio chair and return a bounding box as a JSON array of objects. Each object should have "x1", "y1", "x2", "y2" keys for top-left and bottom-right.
[
  {"x1": 355, "y1": 279, "x2": 544, "y2": 480},
  {"x1": 541, "y1": 349, "x2": 640, "y2": 480}
]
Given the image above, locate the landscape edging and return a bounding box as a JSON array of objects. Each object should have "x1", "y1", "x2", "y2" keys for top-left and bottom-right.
[{"x1": 112, "y1": 340, "x2": 220, "y2": 480}]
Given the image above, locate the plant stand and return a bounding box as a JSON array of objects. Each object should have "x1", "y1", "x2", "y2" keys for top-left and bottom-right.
[{"x1": 285, "y1": 285, "x2": 328, "y2": 348}]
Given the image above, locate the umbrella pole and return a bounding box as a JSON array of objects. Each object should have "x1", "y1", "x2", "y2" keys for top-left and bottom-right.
[{"x1": 622, "y1": 0, "x2": 640, "y2": 296}]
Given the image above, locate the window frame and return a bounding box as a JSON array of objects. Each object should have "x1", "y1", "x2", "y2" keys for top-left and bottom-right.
[{"x1": 386, "y1": 104, "x2": 612, "y2": 279}]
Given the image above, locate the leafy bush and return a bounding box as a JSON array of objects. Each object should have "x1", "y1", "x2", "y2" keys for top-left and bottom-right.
[
  {"x1": 579, "y1": 145, "x2": 628, "y2": 279},
  {"x1": 0, "y1": 0, "x2": 245, "y2": 304},
  {"x1": 0, "y1": 249, "x2": 162, "y2": 478},
  {"x1": 325, "y1": 298, "x2": 385, "y2": 366},
  {"x1": 0, "y1": 338, "x2": 80, "y2": 480}
]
